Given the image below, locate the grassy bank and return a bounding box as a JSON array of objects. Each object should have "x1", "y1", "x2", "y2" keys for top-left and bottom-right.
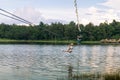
[
  {"x1": 81, "y1": 41, "x2": 101, "y2": 45},
  {"x1": 0, "y1": 39, "x2": 76, "y2": 44},
  {"x1": 0, "y1": 39, "x2": 120, "y2": 45}
]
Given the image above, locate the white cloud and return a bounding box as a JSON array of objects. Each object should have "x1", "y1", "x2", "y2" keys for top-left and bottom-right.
[
  {"x1": 1, "y1": 1, "x2": 120, "y2": 26},
  {"x1": 99, "y1": 0, "x2": 120, "y2": 23},
  {"x1": 78, "y1": 6, "x2": 120, "y2": 25},
  {"x1": 88, "y1": 7, "x2": 98, "y2": 13},
  {"x1": 37, "y1": 8, "x2": 75, "y2": 22},
  {"x1": 101, "y1": 0, "x2": 120, "y2": 10},
  {"x1": 0, "y1": 7, "x2": 74, "y2": 25},
  {"x1": 76, "y1": 0, "x2": 120, "y2": 25},
  {"x1": 0, "y1": 7, "x2": 45, "y2": 25},
  {"x1": 14, "y1": 7, "x2": 45, "y2": 25}
]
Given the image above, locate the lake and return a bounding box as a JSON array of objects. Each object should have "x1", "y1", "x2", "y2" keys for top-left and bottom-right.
[{"x1": 0, "y1": 44, "x2": 120, "y2": 80}]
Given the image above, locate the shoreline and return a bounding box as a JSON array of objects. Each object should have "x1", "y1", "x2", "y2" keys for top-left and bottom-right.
[{"x1": 0, "y1": 39, "x2": 120, "y2": 45}]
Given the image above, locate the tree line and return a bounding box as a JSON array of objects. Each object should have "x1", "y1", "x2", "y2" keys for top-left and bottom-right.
[{"x1": 0, "y1": 20, "x2": 120, "y2": 41}]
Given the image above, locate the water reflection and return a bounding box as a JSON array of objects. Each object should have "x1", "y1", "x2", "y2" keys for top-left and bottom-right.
[
  {"x1": 0, "y1": 45, "x2": 120, "y2": 80},
  {"x1": 81, "y1": 46, "x2": 87, "y2": 66},
  {"x1": 105, "y1": 46, "x2": 114, "y2": 73},
  {"x1": 68, "y1": 63, "x2": 73, "y2": 79},
  {"x1": 90, "y1": 46, "x2": 100, "y2": 68}
]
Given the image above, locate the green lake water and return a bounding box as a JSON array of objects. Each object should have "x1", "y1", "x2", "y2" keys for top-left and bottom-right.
[{"x1": 0, "y1": 44, "x2": 120, "y2": 80}]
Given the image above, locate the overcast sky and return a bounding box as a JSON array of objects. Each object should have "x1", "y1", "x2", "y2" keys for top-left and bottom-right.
[{"x1": 0, "y1": 0, "x2": 120, "y2": 25}]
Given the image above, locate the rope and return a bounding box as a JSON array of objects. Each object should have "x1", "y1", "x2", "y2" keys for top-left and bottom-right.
[{"x1": 74, "y1": 0, "x2": 81, "y2": 32}]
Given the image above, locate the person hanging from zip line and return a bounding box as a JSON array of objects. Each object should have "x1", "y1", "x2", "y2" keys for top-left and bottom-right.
[{"x1": 63, "y1": 43, "x2": 74, "y2": 53}]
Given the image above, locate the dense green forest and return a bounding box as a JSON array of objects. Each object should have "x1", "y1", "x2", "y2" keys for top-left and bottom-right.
[{"x1": 0, "y1": 20, "x2": 120, "y2": 41}]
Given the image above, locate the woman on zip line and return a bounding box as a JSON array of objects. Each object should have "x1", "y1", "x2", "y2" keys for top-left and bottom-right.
[{"x1": 63, "y1": 43, "x2": 74, "y2": 53}]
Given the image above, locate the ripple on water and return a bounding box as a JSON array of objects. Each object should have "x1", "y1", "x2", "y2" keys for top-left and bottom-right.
[{"x1": 0, "y1": 44, "x2": 120, "y2": 80}]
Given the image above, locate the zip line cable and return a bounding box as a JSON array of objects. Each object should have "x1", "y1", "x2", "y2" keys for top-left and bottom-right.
[
  {"x1": 0, "y1": 8, "x2": 33, "y2": 25},
  {"x1": 0, "y1": 12, "x2": 32, "y2": 24},
  {"x1": 0, "y1": 0, "x2": 81, "y2": 37},
  {"x1": 43, "y1": 29, "x2": 60, "y2": 36},
  {"x1": 0, "y1": 12, "x2": 59, "y2": 37},
  {"x1": 0, "y1": 8, "x2": 60, "y2": 37},
  {"x1": 0, "y1": 8, "x2": 32, "y2": 24},
  {"x1": 74, "y1": 0, "x2": 81, "y2": 32}
]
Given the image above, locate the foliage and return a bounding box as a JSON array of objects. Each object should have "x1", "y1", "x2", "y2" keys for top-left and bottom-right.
[{"x1": 0, "y1": 20, "x2": 120, "y2": 41}]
